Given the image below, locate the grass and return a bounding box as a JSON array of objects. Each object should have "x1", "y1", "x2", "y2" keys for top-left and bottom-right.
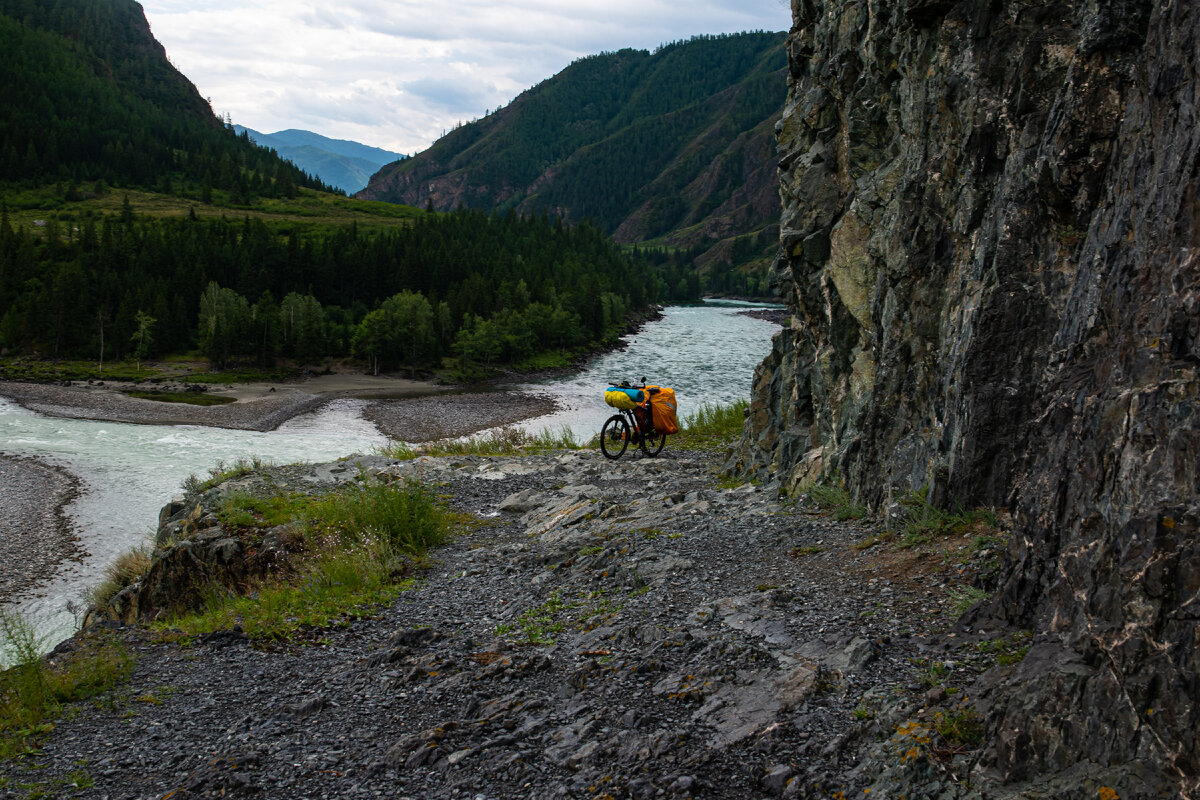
[
  {"x1": 493, "y1": 587, "x2": 626, "y2": 646},
  {"x1": 933, "y1": 702, "x2": 984, "y2": 748},
  {"x1": 156, "y1": 479, "x2": 450, "y2": 642},
  {"x1": 3, "y1": 185, "x2": 425, "y2": 237},
  {"x1": 123, "y1": 390, "x2": 235, "y2": 406},
  {"x1": 379, "y1": 425, "x2": 581, "y2": 459},
  {"x1": 183, "y1": 368, "x2": 298, "y2": 384},
  {"x1": 0, "y1": 611, "x2": 133, "y2": 761},
  {"x1": 805, "y1": 482, "x2": 868, "y2": 520},
  {"x1": 972, "y1": 630, "x2": 1033, "y2": 667},
  {"x1": 181, "y1": 457, "x2": 271, "y2": 495},
  {"x1": 898, "y1": 488, "x2": 997, "y2": 547},
  {"x1": 0, "y1": 358, "x2": 159, "y2": 383},
  {"x1": 947, "y1": 585, "x2": 990, "y2": 616},
  {"x1": 87, "y1": 546, "x2": 153, "y2": 611},
  {"x1": 673, "y1": 400, "x2": 748, "y2": 450}
]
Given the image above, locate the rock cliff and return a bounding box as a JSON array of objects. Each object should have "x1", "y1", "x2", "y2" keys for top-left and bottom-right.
[{"x1": 736, "y1": 0, "x2": 1199, "y2": 795}]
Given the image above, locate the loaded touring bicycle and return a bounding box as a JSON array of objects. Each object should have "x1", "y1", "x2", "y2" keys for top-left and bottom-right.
[{"x1": 600, "y1": 379, "x2": 679, "y2": 459}]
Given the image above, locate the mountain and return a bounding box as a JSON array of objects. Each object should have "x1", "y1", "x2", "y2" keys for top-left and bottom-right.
[
  {"x1": 0, "y1": 0, "x2": 332, "y2": 198},
  {"x1": 358, "y1": 32, "x2": 787, "y2": 291},
  {"x1": 235, "y1": 127, "x2": 404, "y2": 194}
]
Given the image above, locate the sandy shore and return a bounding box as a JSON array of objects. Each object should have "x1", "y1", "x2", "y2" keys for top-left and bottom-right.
[{"x1": 0, "y1": 455, "x2": 81, "y2": 603}]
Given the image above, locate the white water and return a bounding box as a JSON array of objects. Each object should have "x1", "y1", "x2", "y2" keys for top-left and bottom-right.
[{"x1": 0, "y1": 300, "x2": 781, "y2": 652}]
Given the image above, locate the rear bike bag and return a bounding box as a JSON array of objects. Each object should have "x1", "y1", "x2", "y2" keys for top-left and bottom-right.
[{"x1": 645, "y1": 386, "x2": 679, "y2": 434}]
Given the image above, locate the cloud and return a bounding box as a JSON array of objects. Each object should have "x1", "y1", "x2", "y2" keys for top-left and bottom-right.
[{"x1": 140, "y1": 1, "x2": 792, "y2": 154}]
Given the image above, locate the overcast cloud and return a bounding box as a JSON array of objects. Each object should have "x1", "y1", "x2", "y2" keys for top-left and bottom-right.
[{"x1": 139, "y1": 1, "x2": 792, "y2": 155}]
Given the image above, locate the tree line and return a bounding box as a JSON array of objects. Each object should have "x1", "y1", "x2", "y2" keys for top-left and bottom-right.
[{"x1": 0, "y1": 206, "x2": 698, "y2": 373}]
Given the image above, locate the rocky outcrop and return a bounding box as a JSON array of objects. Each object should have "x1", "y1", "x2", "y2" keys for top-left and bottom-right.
[
  {"x1": 93, "y1": 460, "x2": 373, "y2": 624},
  {"x1": 737, "y1": 0, "x2": 1199, "y2": 795}
]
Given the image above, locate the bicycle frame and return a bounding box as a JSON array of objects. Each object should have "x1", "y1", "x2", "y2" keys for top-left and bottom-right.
[{"x1": 600, "y1": 383, "x2": 666, "y2": 460}]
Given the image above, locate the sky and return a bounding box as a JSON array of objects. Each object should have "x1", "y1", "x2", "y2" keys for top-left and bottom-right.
[{"x1": 138, "y1": 1, "x2": 793, "y2": 156}]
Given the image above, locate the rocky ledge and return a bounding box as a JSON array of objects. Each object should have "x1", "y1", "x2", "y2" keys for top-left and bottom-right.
[{"x1": 2, "y1": 447, "x2": 1044, "y2": 799}]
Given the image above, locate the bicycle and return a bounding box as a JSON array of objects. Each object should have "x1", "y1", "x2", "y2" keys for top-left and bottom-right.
[{"x1": 600, "y1": 379, "x2": 666, "y2": 460}]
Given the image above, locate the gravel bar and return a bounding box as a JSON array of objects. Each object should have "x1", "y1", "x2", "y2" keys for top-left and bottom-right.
[{"x1": 0, "y1": 454, "x2": 81, "y2": 602}]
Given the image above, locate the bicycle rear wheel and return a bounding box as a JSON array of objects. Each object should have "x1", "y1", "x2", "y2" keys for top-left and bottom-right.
[
  {"x1": 600, "y1": 415, "x2": 630, "y2": 459},
  {"x1": 640, "y1": 429, "x2": 666, "y2": 457}
]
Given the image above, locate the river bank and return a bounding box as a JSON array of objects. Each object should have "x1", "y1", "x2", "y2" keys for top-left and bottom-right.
[
  {"x1": 0, "y1": 447, "x2": 1024, "y2": 799},
  {"x1": 0, "y1": 455, "x2": 81, "y2": 604},
  {"x1": 0, "y1": 377, "x2": 557, "y2": 624}
]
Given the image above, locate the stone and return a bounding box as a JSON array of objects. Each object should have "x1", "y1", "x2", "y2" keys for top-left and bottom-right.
[{"x1": 733, "y1": 0, "x2": 1200, "y2": 794}]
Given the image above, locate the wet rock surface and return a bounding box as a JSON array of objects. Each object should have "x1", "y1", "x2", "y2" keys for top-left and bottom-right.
[{"x1": 0, "y1": 448, "x2": 1004, "y2": 799}]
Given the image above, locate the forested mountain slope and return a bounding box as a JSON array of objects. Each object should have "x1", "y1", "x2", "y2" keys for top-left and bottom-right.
[
  {"x1": 0, "y1": 0, "x2": 333, "y2": 199},
  {"x1": 0, "y1": 0, "x2": 673, "y2": 375},
  {"x1": 358, "y1": 32, "x2": 787, "y2": 295}
]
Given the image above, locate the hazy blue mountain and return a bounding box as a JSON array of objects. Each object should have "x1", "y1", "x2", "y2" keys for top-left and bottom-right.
[{"x1": 235, "y1": 126, "x2": 404, "y2": 194}]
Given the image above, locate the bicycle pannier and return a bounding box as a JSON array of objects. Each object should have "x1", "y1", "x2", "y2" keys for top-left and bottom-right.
[
  {"x1": 605, "y1": 387, "x2": 644, "y2": 410},
  {"x1": 646, "y1": 386, "x2": 679, "y2": 434},
  {"x1": 633, "y1": 403, "x2": 652, "y2": 432}
]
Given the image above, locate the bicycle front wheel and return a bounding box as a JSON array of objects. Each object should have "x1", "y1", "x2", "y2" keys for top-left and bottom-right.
[
  {"x1": 600, "y1": 414, "x2": 630, "y2": 459},
  {"x1": 640, "y1": 429, "x2": 666, "y2": 457}
]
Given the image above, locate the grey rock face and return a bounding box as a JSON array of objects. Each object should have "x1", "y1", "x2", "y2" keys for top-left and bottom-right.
[{"x1": 738, "y1": 0, "x2": 1199, "y2": 794}]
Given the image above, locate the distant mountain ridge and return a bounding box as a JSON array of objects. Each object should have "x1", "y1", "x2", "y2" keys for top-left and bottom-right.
[
  {"x1": 235, "y1": 127, "x2": 404, "y2": 194},
  {"x1": 0, "y1": 0, "x2": 331, "y2": 197},
  {"x1": 358, "y1": 32, "x2": 787, "y2": 288}
]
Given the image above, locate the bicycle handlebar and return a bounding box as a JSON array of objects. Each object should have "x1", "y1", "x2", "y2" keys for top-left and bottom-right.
[{"x1": 608, "y1": 380, "x2": 660, "y2": 394}]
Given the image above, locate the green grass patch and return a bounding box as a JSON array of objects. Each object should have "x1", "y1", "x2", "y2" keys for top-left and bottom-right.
[
  {"x1": 805, "y1": 482, "x2": 868, "y2": 521},
  {"x1": 123, "y1": 390, "x2": 235, "y2": 406},
  {"x1": 182, "y1": 457, "x2": 271, "y2": 495},
  {"x1": 217, "y1": 490, "x2": 312, "y2": 531},
  {"x1": 898, "y1": 488, "x2": 998, "y2": 547},
  {"x1": 4, "y1": 185, "x2": 424, "y2": 237},
  {"x1": 933, "y1": 703, "x2": 984, "y2": 748},
  {"x1": 673, "y1": 400, "x2": 748, "y2": 450},
  {"x1": 158, "y1": 479, "x2": 449, "y2": 642},
  {"x1": 0, "y1": 358, "x2": 158, "y2": 383},
  {"x1": 183, "y1": 368, "x2": 298, "y2": 384},
  {"x1": 0, "y1": 611, "x2": 133, "y2": 761},
  {"x1": 972, "y1": 630, "x2": 1033, "y2": 667},
  {"x1": 947, "y1": 585, "x2": 990, "y2": 616}
]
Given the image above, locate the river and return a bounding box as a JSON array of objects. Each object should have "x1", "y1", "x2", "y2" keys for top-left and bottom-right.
[{"x1": 0, "y1": 300, "x2": 781, "y2": 652}]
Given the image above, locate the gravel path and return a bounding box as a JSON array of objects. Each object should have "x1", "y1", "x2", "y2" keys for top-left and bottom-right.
[
  {"x1": 0, "y1": 447, "x2": 1006, "y2": 799},
  {"x1": 0, "y1": 455, "x2": 81, "y2": 602}
]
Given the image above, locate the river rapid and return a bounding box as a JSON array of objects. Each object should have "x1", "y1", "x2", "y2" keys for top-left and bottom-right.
[{"x1": 0, "y1": 300, "x2": 781, "y2": 651}]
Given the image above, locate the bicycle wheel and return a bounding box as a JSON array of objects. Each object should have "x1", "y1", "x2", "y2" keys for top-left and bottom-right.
[
  {"x1": 640, "y1": 428, "x2": 666, "y2": 457},
  {"x1": 600, "y1": 414, "x2": 630, "y2": 459}
]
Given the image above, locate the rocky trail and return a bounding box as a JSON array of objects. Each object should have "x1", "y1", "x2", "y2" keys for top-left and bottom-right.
[{"x1": 0, "y1": 447, "x2": 1011, "y2": 799}]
